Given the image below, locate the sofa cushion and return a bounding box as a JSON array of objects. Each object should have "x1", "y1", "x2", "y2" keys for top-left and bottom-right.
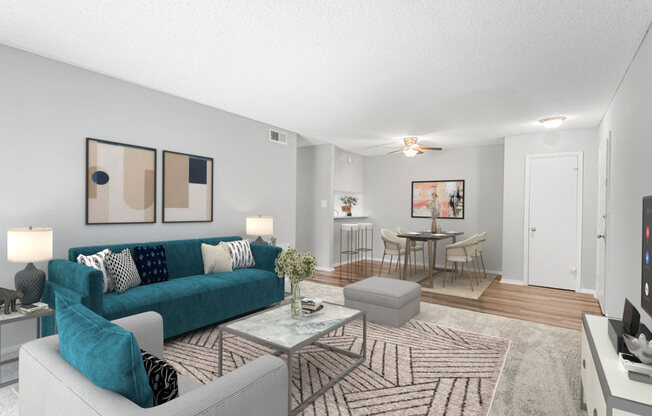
[
  {"x1": 225, "y1": 240, "x2": 255, "y2": 269},
  {"x1": 201, "y1": 242, "x2": 232, "y2": 274},
  {"x1": 105, "y1": 249, "x2": 142, "y2": 294},
  {"x1": 55, "y1": 294, "x2": 153, "y2": 408},
  {"x1": 141, "y1": 349, "x2": 178, "y2": 406},
  {"x1": 76, "y1": 248, "x2": 113, "y2": 293},
  {"x1": 133, "y1": 245, "x2": 170, "y2": 285},
  {"x1": 102, "y1": 269, "x2": 283, "y2": 338},
  {"x1": 68, "y1": 236, "x2": 242, "y2": 279}
]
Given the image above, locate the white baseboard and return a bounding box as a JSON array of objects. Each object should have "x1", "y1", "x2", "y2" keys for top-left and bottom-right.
[
  {"x1": 498, "y1": 278, "x2": 525, "y2": 285},
  {"x1": 579, "y1": 288, "x2": 597, "y2": 298},
  {"x1": 316, "y1": 266, "x2": 335, "y2": 272}
]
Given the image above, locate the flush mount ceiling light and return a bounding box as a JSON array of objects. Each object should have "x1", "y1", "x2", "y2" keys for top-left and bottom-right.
[{"x1": 539, "y1": 116, "x2": 567, "y2": 129}]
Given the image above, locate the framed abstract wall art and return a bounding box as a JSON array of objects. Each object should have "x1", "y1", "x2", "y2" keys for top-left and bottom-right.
[
  {"x1": 411, "y1": 180, "x2": 465, "y2": 219},
  {"x1": 163, "y1": 150, "x2": 214, "y2": 223},
  {"x1": 86, "y1": 138, "x2": 156, "y2": 224}
]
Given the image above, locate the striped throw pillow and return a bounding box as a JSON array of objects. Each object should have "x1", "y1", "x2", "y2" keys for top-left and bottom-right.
[{"x1": 225, "y1": 240, "x2": 256, "y2": 269}]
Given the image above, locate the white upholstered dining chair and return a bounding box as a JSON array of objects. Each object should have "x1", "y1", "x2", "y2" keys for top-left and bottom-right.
[
  {"x1": 443, "y1": 234, "x2": 480, "y2": 290},
  {"x1": 379, "y1": 228, "x2": 408, "y2": 279},
  {"x1": 474, "y1": 232, "x2": 487, "y2": 279}
]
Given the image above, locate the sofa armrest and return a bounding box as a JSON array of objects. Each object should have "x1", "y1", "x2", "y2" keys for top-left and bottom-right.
[
  {"x1": 250, "y1": 244, "x2": 282, "y2": 273},
  {"x1": 147, "y1": 355, "x2": 288, "y2": 416},
  {"x1": 47, "y1": 259, "x2": 104, "y2": 313},
  {"x1": 113, "y1": 312, "x2": 164, "y2": 359},
  {"x1": 21, "y1": 334, "x2": 287, "y2": 416}
]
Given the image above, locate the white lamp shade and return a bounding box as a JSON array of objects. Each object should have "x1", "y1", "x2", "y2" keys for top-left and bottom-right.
[
  {"x1": 246, "y1": 216, "x2": 273, "y2": 236},
  {"x1": 7, "y1": 227, "x2": 53, "y2": 263}
]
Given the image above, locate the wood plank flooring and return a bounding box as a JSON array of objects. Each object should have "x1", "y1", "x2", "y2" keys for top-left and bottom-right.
[{"x1": 314, "y1": 260, "x2": 603, "y2": 331}]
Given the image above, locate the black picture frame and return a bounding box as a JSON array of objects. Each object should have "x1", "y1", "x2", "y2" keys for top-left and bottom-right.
[
  {"x1": 411, "y1": 179, "x2": 465, "y2": 219},
  {"x1": 162, "y1": 150, "x2": 214, "y2": 223},
  {"x1": 85, "y1": 137, "x2": 157, "y2": 225}
]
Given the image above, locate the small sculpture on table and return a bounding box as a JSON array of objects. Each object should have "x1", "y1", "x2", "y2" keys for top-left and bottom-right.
[{"x1": 0, "y1": 287, "x2": 24, "y2": 314}]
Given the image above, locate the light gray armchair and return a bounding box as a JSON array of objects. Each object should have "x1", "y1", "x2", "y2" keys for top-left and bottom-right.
[{"x1": 19, "y1": 311, "x2": 288, "y2": 416}]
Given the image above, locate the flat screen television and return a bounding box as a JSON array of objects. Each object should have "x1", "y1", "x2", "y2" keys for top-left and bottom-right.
[{"x1": 642, "y1": 196, "x2": 652, "y2": 316}]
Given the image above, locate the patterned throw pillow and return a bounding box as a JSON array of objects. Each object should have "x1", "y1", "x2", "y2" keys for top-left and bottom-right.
[
  {"x1": 140, "y1": 350, "x2": 179, "y2": 406},
  {"x1": 77, "y1": 249, "x2": 113, "y2": 293},
  {"x1": 105, "y1": 249, "x2": 141, "y2": 294},
  {"x1": 133, "y1": 245, "x2": 169, "y2": 285},
  {"x1": 225, "y1": 240, "x2": 256, "y2": 269}
]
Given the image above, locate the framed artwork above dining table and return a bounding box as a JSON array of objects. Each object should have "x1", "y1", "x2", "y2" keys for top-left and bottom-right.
[{"x1": 411, "y1": 179, "x2": 465, "y2": 219}]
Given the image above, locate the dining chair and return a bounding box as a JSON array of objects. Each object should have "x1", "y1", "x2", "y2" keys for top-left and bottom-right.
[
  {"x1": 474, "y1": 232, "x2": 487, "y2": 279},
  {"x1": 379, "y1": 228, "x2": 408, "y2": 279},
  {"x1": 397, "y1": 226, "x2": 427, "y2": 273},
  {"x1": 443, "y1": 234, "x2": 480, "y2": 290}
]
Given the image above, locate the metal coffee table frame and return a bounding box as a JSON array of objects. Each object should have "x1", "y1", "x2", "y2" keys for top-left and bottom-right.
[{"x1": 218, "y1": 302, "x2": 366, "y2": 416}]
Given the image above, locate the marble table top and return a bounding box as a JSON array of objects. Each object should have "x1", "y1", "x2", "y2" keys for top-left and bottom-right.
[{"x1": 224, "y1": 302, "x2": 361, "y2": 350}]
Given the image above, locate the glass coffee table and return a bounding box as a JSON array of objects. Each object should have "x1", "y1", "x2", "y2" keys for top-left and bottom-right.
[{"x1": 218, "y1": 302, "x2": 366, "y2": 415}]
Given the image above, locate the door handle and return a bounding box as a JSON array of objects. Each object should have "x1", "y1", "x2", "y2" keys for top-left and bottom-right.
[
  {"x1": 530, "y1": 226, "x2": 536, "y2": 232},
  {"x1": 597, "y1": 234, "x2": 605, "y2": 239}
]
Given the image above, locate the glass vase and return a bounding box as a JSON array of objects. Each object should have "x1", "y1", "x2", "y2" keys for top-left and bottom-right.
[{"x1": 290, "y1": 282, "x2": 303, "y2": 319}]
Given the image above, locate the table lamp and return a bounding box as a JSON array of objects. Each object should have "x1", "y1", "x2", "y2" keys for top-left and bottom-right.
[
  {"x1": 7, "y1": 226, "x2": 53, "y2": 304},
  {"x1": 246, "y1": 216, "x2": 274, "y2": 245}
]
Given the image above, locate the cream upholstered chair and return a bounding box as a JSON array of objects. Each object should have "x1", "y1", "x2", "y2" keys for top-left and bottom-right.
[
  {"x1": 397, "y1": 226, "x2": 426, "y2": 272},
  {"x1": 379, "y1": 228, "x2": 408, "y2": 279},
  {"x1": 443, "y1": 234, "x2": 480, "y2": 290},
  {"x1": 474, "y1": 232, "x2": 487, "y2": 278}
]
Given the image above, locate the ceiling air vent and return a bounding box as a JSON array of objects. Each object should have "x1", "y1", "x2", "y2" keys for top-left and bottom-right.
[{"x1": 269, "y1": 129, "x2": 288, "y2": 145}]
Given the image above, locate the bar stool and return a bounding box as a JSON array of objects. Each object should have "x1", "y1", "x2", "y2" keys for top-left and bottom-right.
[
  {"x1": 357, "y1": 223, "x2": 373, "y2": 275},
  {"x1": 340, "y1": 223, "x2": 360, "y2": 277}
]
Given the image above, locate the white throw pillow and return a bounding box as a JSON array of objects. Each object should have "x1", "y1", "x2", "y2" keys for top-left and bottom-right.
[
  {"x1": 225, "y1": 240, "x2": 256, "y2": 269},
  {"x1": 77, "y1": 249, "x2": 113, "y2": 293},
  {"x1": 104, "y1": 249, "x2": 142, "y2": 294},
  {"x1": 201, "y1": 242, "x2": 233, "y2": 274}
]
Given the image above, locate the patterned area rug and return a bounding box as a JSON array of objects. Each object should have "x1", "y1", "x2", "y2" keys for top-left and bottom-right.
[{"x1": 165, "y1": 318, "x2": 509, "y2": 415}]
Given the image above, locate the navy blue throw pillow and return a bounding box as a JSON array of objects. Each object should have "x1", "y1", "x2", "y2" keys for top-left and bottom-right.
[{"x1": 133, "y1": 245, "x2": 169, "y2": 285}]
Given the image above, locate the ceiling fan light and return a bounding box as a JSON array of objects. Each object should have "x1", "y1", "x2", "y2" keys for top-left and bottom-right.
[
  {"x1": 539, "y1": 116, "x2": 567, "y2": 129},
  {"x1": 403, "y1": 145, "x2": 419, "y2": 157}
]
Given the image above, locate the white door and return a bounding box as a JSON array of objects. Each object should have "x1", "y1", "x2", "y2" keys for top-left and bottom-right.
[
  {"x1": 596, "y1": 134, "x2": 611, "y2": 307},
  {"x1": 526, "y1": 152, "x2": 583, "y2": 291}
]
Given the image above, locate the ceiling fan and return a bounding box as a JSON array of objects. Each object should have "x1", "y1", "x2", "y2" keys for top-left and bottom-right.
[{"x1": 386, "y1": 137, "x2": 442, "y2": 157}]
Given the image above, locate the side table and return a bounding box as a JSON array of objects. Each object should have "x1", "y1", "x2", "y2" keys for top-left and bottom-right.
[{"x1": 0, "y1": 307, "x2": 55, "y2": 388}]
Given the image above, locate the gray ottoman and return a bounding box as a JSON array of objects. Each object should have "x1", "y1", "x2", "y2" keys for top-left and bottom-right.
[{"x1": 343, "y1": 277, "x2": 421, "y2": 327}]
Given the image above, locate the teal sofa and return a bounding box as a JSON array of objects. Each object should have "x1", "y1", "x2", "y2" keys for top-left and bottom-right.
[{"x1": 41, "y1": 236, "x2": 283, "y2": 338}]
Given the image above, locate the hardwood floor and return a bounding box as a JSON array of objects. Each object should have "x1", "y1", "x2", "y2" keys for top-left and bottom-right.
[{"x1": 314, "y1": 260, "x2": 603, "y2": 331}]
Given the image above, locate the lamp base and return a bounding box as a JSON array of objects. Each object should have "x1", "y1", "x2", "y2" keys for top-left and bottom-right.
[
  {"x1": 252, "y1": 236, "x2": 269, "y2": 245},
  {"x1": 15, "y1": 263, "x2": 46, "y2": 304}
]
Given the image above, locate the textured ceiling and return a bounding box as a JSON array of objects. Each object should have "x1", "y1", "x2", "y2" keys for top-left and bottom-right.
[{"x1": 1, "y1": 1, "x2": 651, "y2": 154}]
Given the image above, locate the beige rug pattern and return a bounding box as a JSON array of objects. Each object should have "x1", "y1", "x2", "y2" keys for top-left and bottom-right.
[
  {"x1": 378, "y1": 268, "x2": 498, "y2": 300},
  {"x1": 165, "y1": 318, "x2": 509, "y2": 415}
]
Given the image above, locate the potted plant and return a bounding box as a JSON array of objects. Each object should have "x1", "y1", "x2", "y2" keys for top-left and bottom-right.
[
  {"x1": 339, "y1": 195, "x2": 358, "y2": 217},
  {"x1": 274, "y1": 248, "x2": 317, "y2": 319}
]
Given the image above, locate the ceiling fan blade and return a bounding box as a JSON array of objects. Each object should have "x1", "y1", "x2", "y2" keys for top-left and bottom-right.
[
  {"x1": 420, "y1": 147, "x2": 442, "y2": 151},
  {"x1": 386, "y1": 149, "x2": 404, "y2": 154},
  {"x1": 416, "y1": 149, "x2": 424, "y2": 155}
]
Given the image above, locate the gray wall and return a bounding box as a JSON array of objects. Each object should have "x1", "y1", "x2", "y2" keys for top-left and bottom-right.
[
  {"x1": 0, "y1": 44, "x2": 297, "y2": 352},
  {"x1": 364, "y1": 144, "x2": 505, "y2": 272},
  {"x1": 501, "y1": 128, "x2": 598, "y2": 289},
  {"x1": 334, "y1": 147, "x2": 364, "y2": 193},
  {"x1": 296, "y1": 144, "x2": 334, "y2": 268},
  {"x1": 600, "y1": 27, "x2": 652, "y2": 323}
]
